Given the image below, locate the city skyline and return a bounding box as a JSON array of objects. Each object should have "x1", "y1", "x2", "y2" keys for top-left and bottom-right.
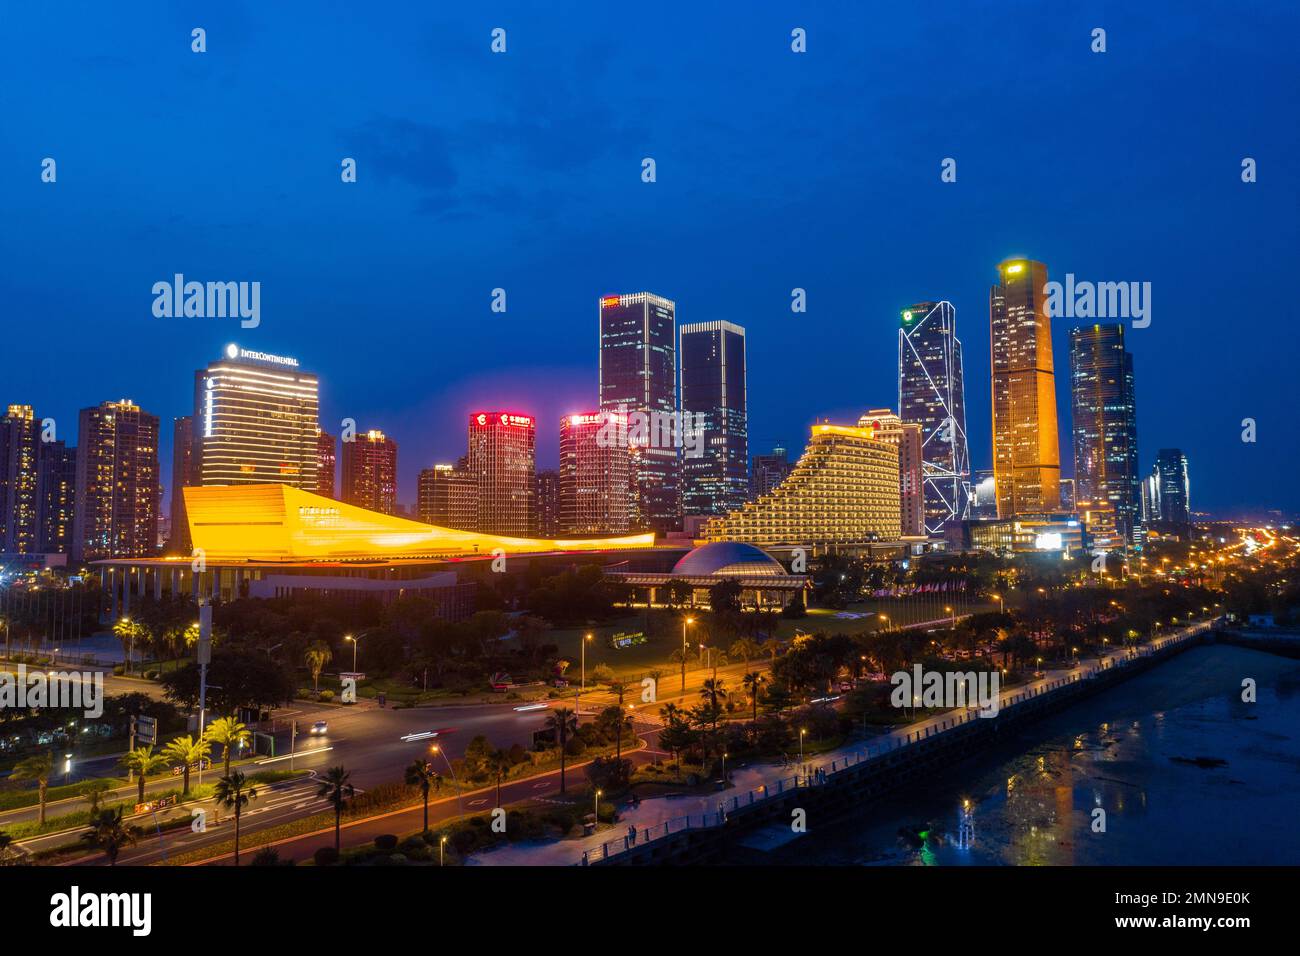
[{"x1": 2, "y1": 4, "x2": 1294, "y2": 519}]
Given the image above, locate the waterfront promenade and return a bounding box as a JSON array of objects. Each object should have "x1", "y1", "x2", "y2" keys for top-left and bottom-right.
[{"x1": 468, "y1": 618, "x2": 1218, "y2": 865}]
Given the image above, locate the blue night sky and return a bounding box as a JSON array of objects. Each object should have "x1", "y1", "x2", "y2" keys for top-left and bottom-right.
[{"x1": 2, "y1": 1, "x2": 1297, "y2": 517}]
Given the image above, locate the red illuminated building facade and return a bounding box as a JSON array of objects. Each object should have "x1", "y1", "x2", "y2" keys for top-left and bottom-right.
[
  {"x1": 559, "y1": 411, "x2": 630, "y2": 534},
  {"x1": 467, "y1": 411, "x2": 536, "y2": 535}
]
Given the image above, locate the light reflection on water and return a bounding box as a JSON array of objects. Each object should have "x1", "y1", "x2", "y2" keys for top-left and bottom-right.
[{"x1": 782, "y1": 645, "x2": 1300, "y2": 866}]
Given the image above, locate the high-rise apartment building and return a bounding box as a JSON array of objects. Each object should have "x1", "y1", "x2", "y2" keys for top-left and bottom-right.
[
  {"x1": 194, "y1": 344, "x2": 319, "y2": 490},
  {"x1": 0, "y1": 405, "x2": 39, "y2": 553},
  {"x1": 750, "y1": 445, "x2": 792, "y2": 499},
  {"x1": 1059, "y1": 478, "x2": 1077, "y2": 513},
  {"x1": 467, "y1": 411, "x2": 536, "y2": 535},
  {"x1": 534, "y1": 469, "x2": 562, "y2": 536},
  {"x1": 858, "y1": 410, "x2": 925, "y2": 537},
  {"x1": 1070, "y1": 324, "x2": 1140, "y2": 545},
  {"x1": 315, "y1": 429, "x2": 337, "y2": 499},
  {"x1": 37, "y1": 439, "x2": 77, "y2": 555},
  {"x1": 1154, "y1": 448, "x2": 1190, "y2": 525},
  {"x1": 990, "y1": 259, "x2": 1061, "y2": 517},
  {"x1": 72, "y1": 399, "x2": 160, "y2": 562},
  {"x1": 898, "y1": 301, "x2": 970, "y2": 533},
  {"x1": 680, "y1": 321, "x2": 748, "y2": 516},
  {"x1": 559, "y1": 412, "x2": 631, "y2": 534},
  {"x1": 968, "y1": 468, "x2": 998, "y2": 520},
  {"x1": 168, "y1": 415, "x2": 195, "y2": 553},
  {"x1": 341, "y1": 429, "x2": 398, "y2": 514},
  {"x1": 417, "y1": 463, "x2": 477, "y2": 529},
  {"x1": 1141, "y1": 469, "x2": 1161, "y2": 525},
  {"x1": 598, "y1": 292, "x2": 679, "y2": 533}
]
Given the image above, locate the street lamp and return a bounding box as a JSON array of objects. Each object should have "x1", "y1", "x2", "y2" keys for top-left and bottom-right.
[
  {"x1": 681, "y1": 617, "x2": 694, "y2": 691},
  {"x1": 440, "y1": 834, "x2": 448, "y2": 866},
  {"x1": 990, "y1": 593, "x2": 1003, "y2": 613},
  {"x1": 430, "y1": 744, "x2": 463, "y2": 818},
  {"x1": 945, "y1": 605, "x2": 954, "y2": 628},
  {"x1": 594, "y1": 788, "x2": 602, "y2": 821},
  {"x1": 343, "y1": 633, "x2": 364, "y2": 672},
  {"x1": 577, "y1": 632, "x2": 594, "y2": 719},
  {"x1": 799, "y1": 728, "x2": 806, "y2": 764}
]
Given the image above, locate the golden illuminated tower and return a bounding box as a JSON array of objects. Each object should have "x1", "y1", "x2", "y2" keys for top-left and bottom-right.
[{"x1": 990, "y1": 259, "x2": 1060, "y2": 517}]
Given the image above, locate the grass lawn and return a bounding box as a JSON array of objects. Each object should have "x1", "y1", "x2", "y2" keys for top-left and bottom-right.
[
  {"x1": 778, "y1": 597, "x2": 996, "y2": 640},
  {"x1": 543, "y1": 614, "x2": 686, "y2": 681}
]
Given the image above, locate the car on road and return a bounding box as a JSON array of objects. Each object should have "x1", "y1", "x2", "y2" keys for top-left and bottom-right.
[{"x1": 310, "y1": 720, "x2": 328, "y2": 735}]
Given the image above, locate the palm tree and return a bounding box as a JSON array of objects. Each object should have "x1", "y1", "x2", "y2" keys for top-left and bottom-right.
[
  {"x1": 729, "y1": 637, "x2": 761, "y2": 668},
  {"x1": 546, "y1": 707, "x2": 578, "y2": 794},
  {"x1": 206, "y1": 716, "x2": 251, "y2": 776},
  {"x1": 120, "y1": 745, "x2": 170, "y2": 804},
  {"x1": 742, "y1": 671, "x2": 766, "y2": 722},
  {"x1": 81, "y1": 807, "x2": 138, "y2": 865},
  {"x1": 213, "y1": 771, "x2": 259, "y2": 865},
  {"x1": 405, "y1": 759, "x2": 435, "y2": 833},
  {"x1": 607, "y1": 681, "x2": 628, "y2": 758},
  {"x1": 161, "y1": 734, "x2": 211, "y2": 796},
  {"x1": 12, "y1": 753, "x2": 53, "y2": 825},
  {"x1": 699, "y1": 677, "x2": 728, "y2": 730},
  {"x1": 486, "y1": 748, "x2": 512, "y2": 808},
  {"x1": 112, "y1": 616, "x2": 145, "y2": 674},
  {"x1": 304, "y1": 640, "x2": 333, "y2": 693},
  {"x1": 316, "y1": 765, "x2": 355, "y2": 852},
  {"x1": 80, "y1": 780, "x2": 111, "y2": 817}
]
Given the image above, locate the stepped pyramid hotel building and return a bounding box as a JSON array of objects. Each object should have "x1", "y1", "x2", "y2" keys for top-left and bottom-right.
[{"x1": 704, "y1": 421, "x2": 902, "y2": 549}]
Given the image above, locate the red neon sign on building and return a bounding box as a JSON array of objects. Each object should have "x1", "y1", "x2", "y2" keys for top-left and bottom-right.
[{"x1": 470, "y1": 411, "x2": 533, "y2": 428}]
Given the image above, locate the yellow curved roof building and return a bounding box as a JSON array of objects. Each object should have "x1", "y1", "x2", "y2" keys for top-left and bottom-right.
[{"x1": 184, "y1": 484, "x2": 654, "y2": 562}]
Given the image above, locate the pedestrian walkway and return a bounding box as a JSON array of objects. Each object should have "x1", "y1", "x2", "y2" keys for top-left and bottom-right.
[{"x1": 467, "y1": 619, "x2": 1215, "y2": 866}]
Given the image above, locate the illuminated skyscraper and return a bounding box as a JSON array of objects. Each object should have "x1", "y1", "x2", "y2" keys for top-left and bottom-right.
[
  {"x1": 534, "y1": 469, "x2": 561, "y2": 536},
  {"x1": 858, "y1": 410, "x2": 925, "y2": 537},
  {"x1": 989, "y1": 259, "x2": 1061, "y2": 517},
  {"x1": 559, "y1": 412, "x2": 630, "y2": 534},
  {"x1": 898, "y1": 301, "x2": 970, "y2": 533},
  {"x1": 598, "y1": 292, "x2": 679, "y2": 533},
  {"x1": 0, "y1": 405, "x2": 39, "y2": 553},
  {"x1": 1155, "y1": 448, "x2": 1190, "y2": 526},
  {"x1": 467, "y1": 411, "x2": 536, "y2": 536},
  {"x1": 1070, "y1": 324, "x2": 1140, "y2": 545},
  {"x1": 750, "y1": 445, "x2": 792, "y2": 499},
  {"x1": 194, "y1": 344, "x2": 319, "y2": 490},
  {"x1": 680, "y1": 321, "x2": 748, "y2": 516},
  {"x1": 417, "y1": 463, "x2": 477, "y2": 529},
  {"x1": 168, "y1": 415, "x2": 195, "y2": 553},
  {"x1": 342, "y1": 429, "x2": 398, "y2": 515},
  {"x1": 315, "y1": 429, "x2": 337, "y2": 499},
  {"x1": 72, "y1": 399, "x2": 160, "y2": 562},
  {"x1": 37, "y1": 439, "x2": 77, "y2": 555}
]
